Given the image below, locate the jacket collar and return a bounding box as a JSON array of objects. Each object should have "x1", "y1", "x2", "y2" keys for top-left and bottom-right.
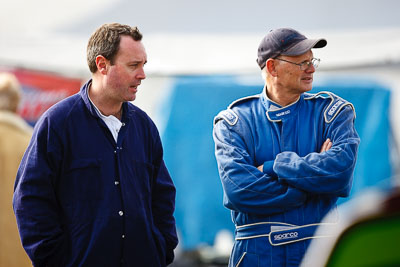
[
  {"x1": 80, "y1": 79, "x2": 129, "y2": 122},
  {"x1": 260, "y1": 86, "x2": 303, "y2": 122},
  {"x1": 80, "y1": 79, "x2": 98, "y2": 118}
]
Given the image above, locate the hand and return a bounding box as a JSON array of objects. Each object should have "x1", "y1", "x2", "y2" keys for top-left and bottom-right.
[
  {"x1": 320, "y1": 138, "x2": 332, "y2": 153},
  {"x1": 257, "y1": 165, "x2": 263, "y2": 172}
]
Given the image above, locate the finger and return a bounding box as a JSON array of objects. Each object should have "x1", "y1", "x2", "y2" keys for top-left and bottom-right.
[
  {"x1": 326, "y1": 140, "x2": 332, "y2": 151},
  {"x1": 320, "y1": 139, "x2": 331, "y2": 153},
  {"x1": 257, "y1": 165, "x2": 263, "y2": 172},
  {"x1": 320, "y1": 140, "x2": 328, "y2": 153}
]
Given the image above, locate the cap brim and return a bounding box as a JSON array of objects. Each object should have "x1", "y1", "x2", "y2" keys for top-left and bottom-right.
[{"x1": 281, "y1": 38, "x2": 327, "y2": 56}]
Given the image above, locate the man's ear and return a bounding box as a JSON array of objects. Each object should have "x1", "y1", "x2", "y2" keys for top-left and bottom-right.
[
  {"x1": 266, "y1": 59, "x2": 278, "y2": 77},
  {"x1": 95, "y1": 55, "x2": 108, "y2": 75}
]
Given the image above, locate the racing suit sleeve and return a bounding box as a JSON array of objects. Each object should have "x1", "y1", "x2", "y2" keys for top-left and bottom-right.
[
  {"x1": 13, "y1": 117, "x2": 69, "y2": 266},
  {"x1": 151, "y1": 135, "x2": 178, "y2": 265},
  {"x1": 274, "y1": 106, "x2": 360, "y2": 196},
  {"x1": 213, "y1": 118, "x2": 307, "y2": 215}
]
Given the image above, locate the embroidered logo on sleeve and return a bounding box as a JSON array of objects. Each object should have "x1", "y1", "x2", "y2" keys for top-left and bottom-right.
[
  {"x1": 214, "y1": 109, "x2": 238, "y2": 126},
  {"x1": 304, "y1": 91, "x2": 355, "y2": 123},
  {"x1": 325, "y1": 98, "x2": 354, "y2": 123},
  {"x1": 327, "y1": 100, "x2": 344, "y2": 117}
]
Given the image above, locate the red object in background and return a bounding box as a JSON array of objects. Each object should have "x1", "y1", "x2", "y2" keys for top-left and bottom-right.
[{"x1": 1, "y1": 67, "x2": 83, "y2": 125}]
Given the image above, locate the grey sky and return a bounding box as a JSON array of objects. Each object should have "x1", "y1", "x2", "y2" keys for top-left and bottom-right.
[
  {"x1": 59, "y1": 0, "x2": 400, "y2": 36},
  {"x1": 1, "y1": 0, "x2": 399, "y2": 76}
]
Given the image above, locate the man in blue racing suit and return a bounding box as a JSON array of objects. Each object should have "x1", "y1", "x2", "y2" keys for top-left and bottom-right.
[{"x1": 213, "y1": 28, "x2": 360, "y2": 267}]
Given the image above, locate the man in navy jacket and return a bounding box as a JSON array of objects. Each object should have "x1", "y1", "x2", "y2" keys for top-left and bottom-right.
[{"x1": 13, "y1": 23, "x2": 178, "y2": 267}]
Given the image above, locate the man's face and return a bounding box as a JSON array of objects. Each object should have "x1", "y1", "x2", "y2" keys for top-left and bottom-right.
[
  {"x1": 105, "y1": 35, "x2": 147, "y2": 102},
  {"x1": 275, "y1": 50, "x2": 315, "y2": 94}
]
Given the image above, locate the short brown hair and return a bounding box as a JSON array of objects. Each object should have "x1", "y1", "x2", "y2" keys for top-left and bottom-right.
[
  {"x1": 86, "y1": 23, "x2": 143, "y2": 73},
  {"x1": 0, "y1": 72, "x2": 21, "y2": 112}
]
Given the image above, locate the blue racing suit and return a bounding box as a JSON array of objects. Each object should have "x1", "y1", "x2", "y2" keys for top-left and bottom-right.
[{"x1": 213, "y1": 87, "x2": 360, "y2": 267}]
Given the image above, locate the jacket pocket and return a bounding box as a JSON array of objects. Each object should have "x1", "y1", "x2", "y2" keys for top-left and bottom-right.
[
  {"x1": 151, "y1": 227, "x2": 167, "y2": 266},
  {"x1": 60, "y1": 158, "x2": 103, "y2": 205},
  {"x1": 234, "y1": 252, "x2": 259, "y2": 267}
]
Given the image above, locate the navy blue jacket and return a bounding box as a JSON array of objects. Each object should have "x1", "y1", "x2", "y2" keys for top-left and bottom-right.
[{"x1": 13, "y1": 80, "x2": 178, "y2": 267}]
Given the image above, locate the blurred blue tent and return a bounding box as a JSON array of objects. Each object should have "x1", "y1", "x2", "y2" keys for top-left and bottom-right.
[{"x1": 160, "y1": 74, "x2": 395, "y2": 250}]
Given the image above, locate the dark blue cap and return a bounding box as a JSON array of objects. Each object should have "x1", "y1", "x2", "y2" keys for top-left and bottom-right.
[{"x1": 256, "y1": 28, "x2": 327, "y2": 69}]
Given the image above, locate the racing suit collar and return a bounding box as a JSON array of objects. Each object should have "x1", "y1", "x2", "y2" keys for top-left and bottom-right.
[{"x1": 260, "y1": 86, "x2": 303, "y2": 122}]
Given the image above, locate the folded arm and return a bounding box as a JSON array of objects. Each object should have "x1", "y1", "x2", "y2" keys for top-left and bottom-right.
[
  {"x1": 272, "y1": 106, "x2": 360, "y2": 197},
  {"x1": 213, "y1": 119, "x2": 307, "y2": 215}
]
